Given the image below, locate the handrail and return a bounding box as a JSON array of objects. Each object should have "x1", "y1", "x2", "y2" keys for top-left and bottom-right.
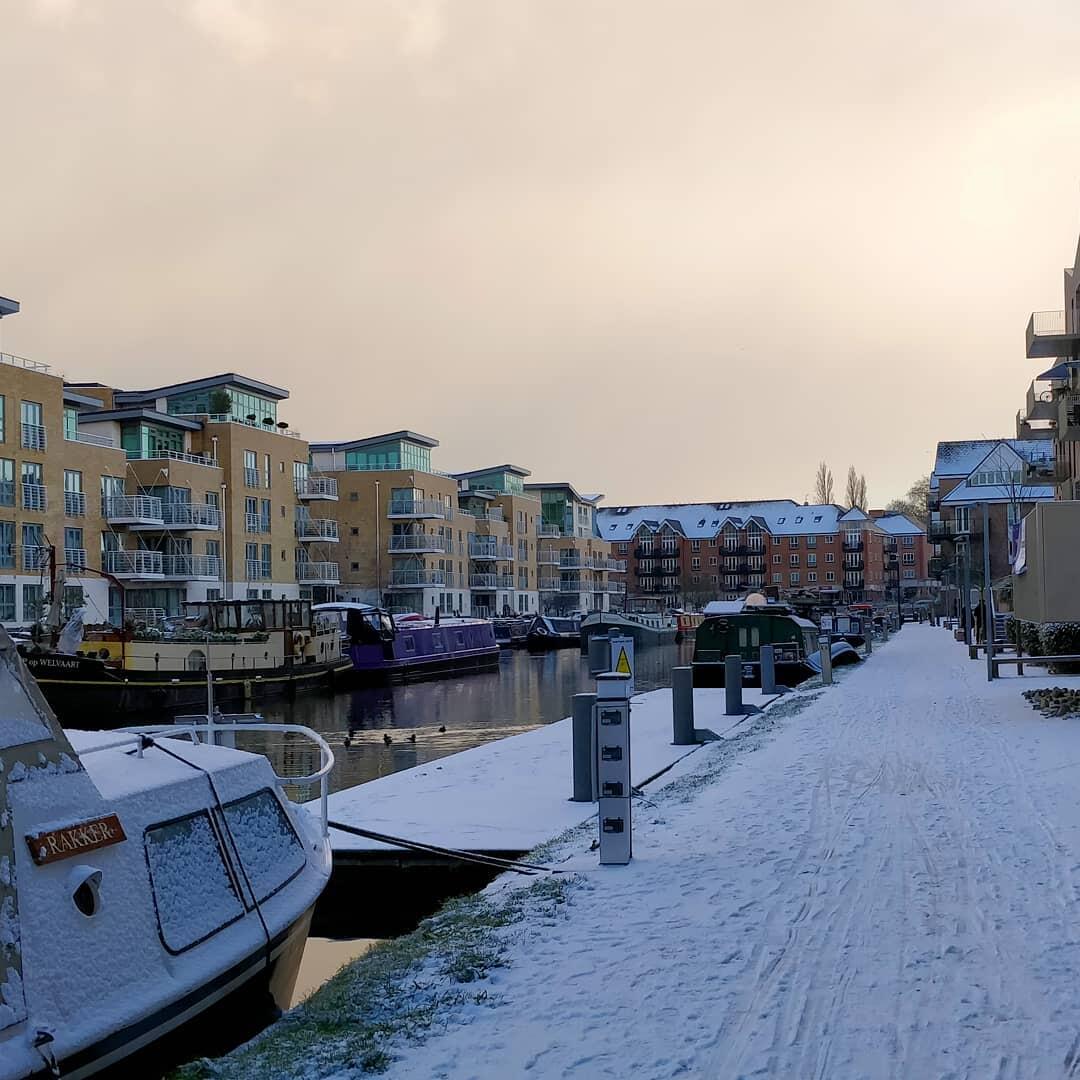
[{"x1": 112, "y1": 721, "x2": 336, "y2": 837}]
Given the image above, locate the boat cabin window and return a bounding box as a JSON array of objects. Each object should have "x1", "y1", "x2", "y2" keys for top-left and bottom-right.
[
  {"x1": 144, "y1": 811, "x2": 244, "y2": 954},
  {"x1": 432, "y1": 631, "x2": 445, "y2": 651},
  {"x1": 402, "y1": 635, "x2": 416, "y2": 653},
  {"x1": 738, "y1": 627, "x2": 761, "y2": 649},
  {"x1": 223, "y1": 789, "x2": 306, "y2": 903},
  {"x1": 455, "y1": 631, "x2": 466, "y2": 647}
]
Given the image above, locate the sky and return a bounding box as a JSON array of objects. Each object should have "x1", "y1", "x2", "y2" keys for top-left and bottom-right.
[{"x1": 4, "y1": 0, "x2": 1080, "y2": 507}]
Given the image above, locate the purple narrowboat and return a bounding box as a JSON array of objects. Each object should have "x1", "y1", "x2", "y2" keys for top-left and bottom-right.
[{"x1": 314, "y1": 603, "x2": 500, "y2": 681}]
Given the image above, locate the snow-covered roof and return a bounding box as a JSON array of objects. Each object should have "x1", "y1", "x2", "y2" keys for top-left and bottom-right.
[
  {"x1": 597, "y1": 500, "x2": 857, "y2": 539},
  {"x1": 932, "y1": 439, "x2": 1054, "y2": 479},
  {"x1": 873, "y1": 513, "x2": 925, "y2": 537},
  {"x1": 940, "y1": 481, "x2": 1056, "y2": 505}
]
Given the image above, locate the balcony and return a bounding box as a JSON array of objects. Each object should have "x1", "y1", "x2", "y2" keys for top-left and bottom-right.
[
  {"x1": 633, "y1": 546, "x2": 656, "y2": 559},
  {"x1": 538, "y1": 578, "x2": 562, "y2": 592},
  {"x1": 162, "y1": 502, "x2": 222, "y2": 530},
  {"x1": 469, "y1": 574, "x2": 515, "y2": 590},
  {"x1": 1026, "y1": 309, "x2": 1080, "y2": 359},
  {"x1": 537, "y1": 548, "x2": 561, "y2": 566},
  {"x1": 387, "y1": 498, "x2": 447, "y2": 519},
  {"x1": 65, "y1": 429, "x2": 116, "y2": 449},
  {"x1": 105, "y1": 550, "x2": 165, "y2": 579},
  {"x1": 929, "y1": 520, "x2": 967, "y2": 541},
  {"x1": 161, "y1": 554, "x2": 221, "y2": 581},
  {"x1": 594, "y1": 558, "x2": 627, "y2": 572},
  {"x1": 63, "y1": 491, "x2": 86, "y2": 517},
  {"x1": 607, "y1": 582, "x2": 627, "y2": 595},
  {"x1": 128, "y1": 449, "x2": 217, "y2": 468},
  {"x1": 842, "y1": 539, "x2": 864, "y2": 553},
  {"x1": 388, "y1": 533, "x2": 450, "y2": 554},
  {"x1": 245, "y1": 513, "x2": 272, "y2": 534},
  {"x1": 103, "y1": 494, "x2": 164, "y2": 527},
  {"x1": 20, "y1": 422, "x2": 46, "y2": 452},
  {"x1": 469, "y1": 540, "x2": 514, "y2": 561},
  {"x1": 295, "y1": 561, "x2": 340, "y2": 585},
  {"x1": 245, "y1": 559, "x2": 272, "y2": 581},
  {"x1": 537, "y1": 523, "x2": 562, "y2": 539},
  {"x1": 559, "y1": 555, "x2": 594, "y2": 569},
  {"x1": 387, "y1": 569, "x2": 447, "y2": 589},
  {"x1": 295, "y1": 517, "x2": 340, "y2": 542},
  {"x1": 21, "y1": 483, "x2": 47, "y2": 512},
  {"x1": 295, "y1": 476, "x2": 339, "y2": 501},
  {"x1": 22, "y1": 546, "x2": 50, "y2": 572},
  {"x1": 63, "y1": 548, "x2": 88, "y2": 571},
  {"x1": 844, "y1": 558, "x2": 865, "y2": 572},
  {"x1": 243, "y1": 467, "x2": 260, "y2": 488}
]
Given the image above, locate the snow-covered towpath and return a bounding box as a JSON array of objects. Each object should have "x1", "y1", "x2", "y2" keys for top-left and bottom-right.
[{"x1": 382, "y1": 625, "x2": 1080, "y2": 1079}]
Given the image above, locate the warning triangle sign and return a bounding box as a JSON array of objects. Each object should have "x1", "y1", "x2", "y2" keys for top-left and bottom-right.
[{"x1": 615, "y1": 647, "x2": 632, "y2": 676}]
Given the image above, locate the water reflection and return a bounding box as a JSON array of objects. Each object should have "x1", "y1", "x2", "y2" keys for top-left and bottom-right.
[{"x1": 254, "y1": 642, "x2": 693, "y2": 796}]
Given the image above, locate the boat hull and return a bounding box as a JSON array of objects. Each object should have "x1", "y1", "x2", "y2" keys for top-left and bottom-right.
[
  {"x1": 692, "y1": 658, "x2": 814, "y2": 688},
  {"x1": 22, "y1": 652, "x2": 353, "y2": 723},
  {"x1": 348, "y1": 641, "x2": 500, "y2": 682},
  {"x1": 26, "y1": 905, "x2": 315, "y2": 1080},
  {"x1": 525, "y1": 631, "x2": 581, "y2": 650},
  {"x1": 580, "y1": 618, "x2": 678, "y2": 648}
]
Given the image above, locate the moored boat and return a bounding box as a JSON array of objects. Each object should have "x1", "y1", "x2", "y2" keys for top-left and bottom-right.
[
  {"x1": 492, "y1": 616, "x2": 530, "y2": 648},
  {"x1": 19, "y1": 598, "x2": 351, "y2": 722},
  {"x1": 314, "y1": 603, "x2": 500, "y2": 680},
  {"x1": 525, "y1": 614, "x2": 582, "y2": 650},
  {"x1": 692, "y1": 598, "x2": 819, "y2": 687},
  {"x1": 675, "y1": 612, "x2": 705, "y2": 640},
  {"x1": 0, "y1": 628, "x2": 333, "y2": 1079},
  {"x1": 580, "y1": 609, "x2": 678, "y2": 648}
]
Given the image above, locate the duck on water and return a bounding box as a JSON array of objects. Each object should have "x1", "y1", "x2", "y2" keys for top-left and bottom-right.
[{"x1": 0, "y1": 627, "x2": 334, "y2": 1079}]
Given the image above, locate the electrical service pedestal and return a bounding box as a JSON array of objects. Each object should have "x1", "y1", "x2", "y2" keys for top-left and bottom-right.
[{"x1": 595, "y1": 672, "x2": 632, "y2": 865}]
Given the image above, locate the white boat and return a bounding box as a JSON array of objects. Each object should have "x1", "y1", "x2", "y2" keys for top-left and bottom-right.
[
  {"x1": 580, "y1": 610, "x2": 679, "y2": 647},
  {"x1": 0, "y1": 628, "x2": 333, "y2": 1079}
]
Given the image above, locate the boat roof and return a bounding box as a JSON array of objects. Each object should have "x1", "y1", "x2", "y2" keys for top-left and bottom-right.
[{"x1": 313, "y1": 602, "x2": 378, "y2": 613}]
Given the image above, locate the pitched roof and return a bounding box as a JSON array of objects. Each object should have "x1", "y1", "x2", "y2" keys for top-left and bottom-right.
[
  {"x1": 940, "y1": 481, "x2": 1056, "y2": 505},
  {"x1": 873, "y1": 513, "x2": 925, "y2": 536},
  {"x1": 596, "y1": 500, "x2": 856, "y2": 539},
  {"x1": 932, "y1": 439, "x2": 1054, "y2": 479}
]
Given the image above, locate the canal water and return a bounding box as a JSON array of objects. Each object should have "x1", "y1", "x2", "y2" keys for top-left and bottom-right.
[{"x1": 257, "y1": 640, "x2": 695, "y2": 797}]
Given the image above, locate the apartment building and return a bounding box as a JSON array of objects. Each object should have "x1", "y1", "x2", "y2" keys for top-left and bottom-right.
[
  {"x1": 871, "y1": 511, "x2": 932, "y2": 599},
  {"x1": 597, "y1": 501, "x2": 890, "y2": 607},
  {"x1": 523, "y1": 482, "x2": 624, "y2": 615},
  {"x1": 928, "y1": 439, "x2": 1055, "y2": 591}
]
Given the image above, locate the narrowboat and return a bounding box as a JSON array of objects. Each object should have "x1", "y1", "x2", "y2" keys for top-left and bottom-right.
[
  {"x1": 525, "y1": 614, "x2": 582, "y2": 650},
  {"x1": 580, "y1": 610, "x2": 678, "y2": 648},
  {"x1": 314, "y1": 603, "x2": 499, "y2": 680},
  {"x1": 675, "y1": 612, "x2": 705, "y2": 641},
  {"x1": 492, "y1": 617, "x2": 530, "y2": 648},
  {"x1": 692, "y1": 601, "x2": 820, "y2": 687},
  {"x1": 0, "y1": 628, "x2": 333, "y2": 1080},
  {"x1": 20, "y1": 599, "x2": 351, "y2": 722}
]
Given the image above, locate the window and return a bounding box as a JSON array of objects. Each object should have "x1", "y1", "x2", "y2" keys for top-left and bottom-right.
[
  {"x1": 825, "y1": 535, "x2": 835, "y2": 543},
  {"x1": 709, "y1": 556, "x2": 717, "y2": 566},
  {"x1": 20, "y1": 401, "x2": 44, "y2": 451},
  {"x1": 64, "y1": 406, "x2": 78, "y2": 441},
  {"x1": 902, "y1": 552, "x2": 915, "y2": 564},
  {"x1": 263, "y1": 453, "x2": 271, "y2": 489},
  {"x1": 690, "y1": 540, "x2": 701, "y2": 552},
  {"x1": 807, "y1": 553, "x2": 817, "y2": 567},
  {"x1": 692, "y1": 574, "x2": 700, "y2": 584},
  {"x1": 617, "y1": 543, "x2": 628, "y2": 554},
  {"x1": 806, "y1": 535, "x2": 817, "y2": 547},
  {"x1": 825, "y1": 552, "x2": 835, "y2": 563},
  {"x1": 826, "y1": 571, "x2": 835, "y2": 582},
  {"x1": 789, "y1": 554, "x2": 799, "y2": 566},
  {"x1": 902, "y1": 535, "x2": 914, "y2": 547},
  {"x1": 903, "y1": 569, "x2": 915, "y2": 580},
  {"x1": 0, "y1": 459, "x2": 12, "y2": 507},
  {"x1": 691, "y1": 557, "x2": 701, "y2": 570},
  {"x1": 0, "y1": 522, "x2": 12, "y2": 568},
  {"x1": 790, "y1": 572, "x2": 800, "y2": 584},
  {"x1": 144, "y1": 811, "x2": 244, "y2": 953},
  {"x1": 808, "y1": 572, "x2": 817, "y2": 582},
  {"x1": 243, "y1": 449, "x2": 258, "y2": 488},
  {"x1": 954, "y1": 507, "x2": 970, "y2": 533},
  {"x1": 22, "y1": 584, "x2": 43, "y2": 622},
  {"x1": 772, "y1": 554, "x2": 781, "y2": 565},
  {"x1": 772, "y1": 573, "x2": 782, "y2": 583},
  {"x1": 0, "y1": 584, "x2": 13, "y2": 621},
  {"x1": 789, "y1": 536, "x2": 799, "y2": 548},
  {"x1": 0, "y1": 395, "x2": 4, "y2": 442}
]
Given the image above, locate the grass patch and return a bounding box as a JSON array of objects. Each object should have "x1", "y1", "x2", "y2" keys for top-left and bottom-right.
[{"x1": 171, "y1": 875, "x2": 577, "y2": 1080}]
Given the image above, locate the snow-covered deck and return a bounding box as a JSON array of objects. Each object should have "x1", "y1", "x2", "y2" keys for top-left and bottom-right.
[
  {"x1": 373, "y1": 624, "x2": 1080, "y2": 1078},
  {"x1": 322, "y1": 686, "x2": 781, "y2": 855}
]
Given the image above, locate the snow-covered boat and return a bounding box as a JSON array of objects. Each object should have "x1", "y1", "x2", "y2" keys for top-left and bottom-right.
[
  {"x1": 314, "y1": 604, "x2": 499, "y2": 680},
  {"x1": 492, "y1": 617, "x2": 530, "y2": 648},
  {"x1": 580, "y1": 610, "x2": 678, "y2": 648},
  {"x1": 0, "y1": 628, "x2": 333, "y2": 1079}
]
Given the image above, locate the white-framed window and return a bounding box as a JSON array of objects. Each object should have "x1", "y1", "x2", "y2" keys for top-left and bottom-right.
[
  {"x1": 709, "y1": 556, "x2": 718, "y2": 566},
  {"x1": 902, "y1": 552, "x2": 915, "y2": 564},
  {"x1": 902, "y1": 535, "x2": 914, "y2": 546},
  {"x1": 806, "y1": 535, "x2": 817, "y2": 547},
  {"x1": 789, "y1": 536, "x2": 799, "y2": 548},
  {"x1": 772, "y1": 554, "x2": 781, "y2": 564},
  {"x1": 691, "y1": 557, "x2": 701, "y2": 570},
  {"x1": 772, "y1": 573, "x2": 782, "y2": 583},
  {"x1": 789, "y1": 554, "x2": 799, "y2": 566},
  {"x1": 954, "y1": 506, "x2": 970, "y2": 533},
  {"x1": 808, "y1": 571, "x2": 817, "y2": 582},
  {"x1": 826, "y1": 571, "x2": 835, "y2": 581},
  {"x1": 690, "y1": 540, "x2": 701, "y2": 552},
  {"x1": 807, "y1": 553, "x2": 817, "y2": 566},
  {"x1": 825, "y1": 552, "x2": 835, "y2": 563},
  {"x1": 790, "y1": 572, "x2": 800, "y2": 584},
  {"x1": 903, "y1": 569, "x2": 915, "y2": 579}
]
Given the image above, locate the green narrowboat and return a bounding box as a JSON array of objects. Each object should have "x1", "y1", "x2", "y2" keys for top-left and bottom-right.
[{"x1": 692, "y1": 604, "x2": 820, "y2": 688}]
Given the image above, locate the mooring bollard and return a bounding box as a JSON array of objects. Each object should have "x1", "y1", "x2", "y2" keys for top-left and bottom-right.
[
  {"x1": 588, "y1": 634, "x2": 610, "y2": 676},
  {"x1": 672, "y1": 666, "x2": 695, "y2": 745},
  {"x1": 760, "y1": 644, "x2": 778, "y2": 696},
  {"x1": 819, "y1": 635, "x2": 833, "y2": 685},
  {"x1": 572, "y1": 692, "x2": 598, "y2": 801},
  {"x1": 864, "y1": 623, "x2": 873, "y2": 656},
  {"x1": 725, "y1": 654, "x2": 743, "y2": 716}
]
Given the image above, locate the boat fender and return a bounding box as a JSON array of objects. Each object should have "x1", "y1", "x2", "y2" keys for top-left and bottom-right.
[{"x1": 33, "y1": 1029, "x2": 60, "y2": 1077}]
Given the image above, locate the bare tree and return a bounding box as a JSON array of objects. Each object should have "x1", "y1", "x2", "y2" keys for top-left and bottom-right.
[
  {"x1": 886, "y1": 474, "x2": 931, "y2": 523},
  {"x1": 813, "y1": 461, "x2": 834, "y2": 504},
  {"x1": 844, "y1": 467, "x2": 868, "y2": 510}
]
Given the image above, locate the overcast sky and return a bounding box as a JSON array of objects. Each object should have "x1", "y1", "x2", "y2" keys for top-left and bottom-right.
[{"x1": 3, "y1": 0, "x2": 1080, "y2": 506}]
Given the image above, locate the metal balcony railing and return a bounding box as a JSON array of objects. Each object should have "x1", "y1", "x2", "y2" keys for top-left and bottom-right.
[
  {"x1": 22, "y1": 545, "x2": 50, "y2": 572},
  {"x1": 245, "y1": 512, "x2": 271, "y2": 534},
  {"x1": 20, "y1": 422, "x2": 46, "y2": 452},
  {"x1": 387, "y1": 498, "x2": 447, "y2": 518},
  {"x1": 245, "y1": 559, "x2": 272, "y2": 581},
  {"x1": 388, "y1": 533, "x2": 451, "y2": 553},
  {"x1": 295, "y1": 561, "x2": 340, "y2": 585},
  {"x1": 103, "y1": 494, "x2": 164, "y2": 524},
  {"x1": 387, "y1": 569, "x2": 447, "y2": 588},
  {"x1": 65, "y1": 429, "x2": 117, "y2": 448},
  {"x1": 132, "y1": 449, "x2": 218, "y2": 467},
  {"x1": 64, "y1": 490, "x2": 86, "y2": 517},
  {"x1": 593, "y1": 558, "x2": 628, "y2": 572},
  {"x1": 21, "y1": 483, "x2": 47, "y2": 512},
  {"x1": 162, "y1": 502, "x2": 222, "y2": 529},
  {"x1": 63, "y1": 548, "x2": 87, "y2": 571},
  {"x1": 295, "y1": 476, "x2": 339, "y2": 500},
  {"x1": 295, "y1": 517, "x2": 340, "y2": 541},
  {"x1": 105, "y1": 550, "x2": 165, "y2": 577},
  {"x1": 243, "y1": 467, "x2": 260, "y2": 488},
  {"x1": 842, "y1": 539, "x2": 864, "y2": 552},
  {"x1": 559, "y1": 556, "x2": 593, "y2": 569},
  {"x1": 468, "y1": 541, "x2": 514, "y2": 560},
  {"x1": 161, "y1": 554, "x2": 221, "y2": 579},
  {"x1": 537, "y1": 523, "x2": 562, "y2": 538}
]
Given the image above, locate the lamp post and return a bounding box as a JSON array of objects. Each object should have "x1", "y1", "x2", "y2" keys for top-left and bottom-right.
[{"x1": 375, "y1": 478, "x2": 381, "y2": 608}]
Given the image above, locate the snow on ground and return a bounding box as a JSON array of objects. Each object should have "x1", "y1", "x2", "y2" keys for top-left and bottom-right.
[{"x1": 374, "y1": 624, "x2": 1080, "y2": 1079}]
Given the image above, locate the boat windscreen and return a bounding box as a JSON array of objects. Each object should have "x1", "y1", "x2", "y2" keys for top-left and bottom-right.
[{"x1": 550, "y1": 619, "x2": 576, "y2": 632}]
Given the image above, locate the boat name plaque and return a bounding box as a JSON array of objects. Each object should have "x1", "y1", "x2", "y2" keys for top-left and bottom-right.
[{"x1": 25, "y1": 814, "x2": 127, "y2": 866}]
